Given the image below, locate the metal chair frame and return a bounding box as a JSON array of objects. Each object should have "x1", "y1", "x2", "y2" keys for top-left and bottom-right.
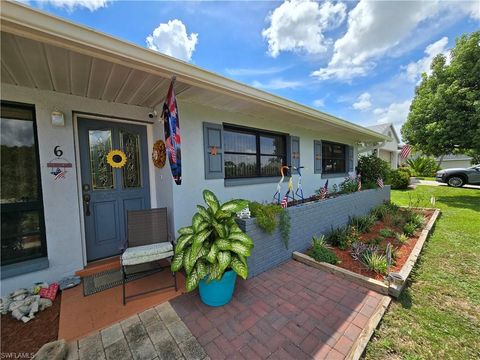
[{"x1": 121, "y1": 208, "x2": 178, "y2": 305}]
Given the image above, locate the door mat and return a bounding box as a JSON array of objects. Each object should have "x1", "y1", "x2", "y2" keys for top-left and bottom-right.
[{"x1": 83, "y1": 263, "x2": 162, "y2": 296}]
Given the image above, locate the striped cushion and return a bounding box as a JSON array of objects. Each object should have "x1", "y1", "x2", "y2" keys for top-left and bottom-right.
[{"x1": 121, "y1": 243, "x2": 173, "y2": 266}]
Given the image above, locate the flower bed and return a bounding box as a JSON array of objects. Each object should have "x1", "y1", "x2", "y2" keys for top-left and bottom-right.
[
  {"x1": 294, "y1": 204, "x2": 440, "y2": 297},
  {"x1": 237, "y1": 186, "x2": 391, "y2": 278}
]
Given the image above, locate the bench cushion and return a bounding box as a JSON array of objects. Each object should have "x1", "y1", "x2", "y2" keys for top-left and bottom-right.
[{"x1": 121, "y1": 243, "x2": 173, "y2": 266}]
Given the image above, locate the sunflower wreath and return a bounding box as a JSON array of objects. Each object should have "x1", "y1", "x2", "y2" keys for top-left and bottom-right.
[{"x1": 107, "y1": 149, "x2": 127, "y2": 168}]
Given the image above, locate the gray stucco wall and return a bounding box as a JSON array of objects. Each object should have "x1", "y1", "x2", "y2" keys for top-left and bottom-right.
[{"x1": 237, "y1": 186, "x2": 391, "y2": 278}]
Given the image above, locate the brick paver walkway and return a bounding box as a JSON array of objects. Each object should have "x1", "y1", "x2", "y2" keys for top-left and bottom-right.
[
  {"x1": 66, "y1": 302, "x2": 207, "y2": 360},
  {"x1": 170, "y1": 260, "x2": 388, "y2": 359},
  {"x1": 68, "y1": 259, "x2": 389, "y2": 360}
]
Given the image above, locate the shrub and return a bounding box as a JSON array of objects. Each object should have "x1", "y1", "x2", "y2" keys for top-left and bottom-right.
[
  {"x1": 392, "y1": 213, "x2": 407, "y2": 228},
  {"x1": 379, "y1": 228, "x2": 394, "y2": 238},
  {"x1": 349, "y1": 214, "x2": 376, "y2": 233},
  {"x1": 403, "y1": 222, "x2": 417, "y2": 237},
  {"x1": 171, "y1": 190, "x2": 252, "y2": 292},
  {"x1": 249, "y1": 201, "x2": 291, "y2": 248},
  {"x1": 371, "y1": 202, "x2": 399, "y2": 220},
  {"x1": 357, "y1": 154, "x2": 390, "y2": 184},
  {"x1": 325, "y1": 226, "x2": 355, "y2": 250},
  {"x1": 406, "y1": 157, "x2": 438, "y2": 177},
  {"x1": 339, "y1": 176, "x2": 359, "y2": 194},
  {"x1": 308, "y1": 235, "x2": 339, "y2": 264},
  {"x1": 408, "y1": 213, "x2": 425, "y2": 229},
  {"x1": 387, "y1": 169, "x2": 410, "y2": 189},
  {"x1": 362, "y1": 252, "x2": 388, "y2": 274},
  {"x1": 249, "y1": 202, "x2": 282, "y2": 233},
  {"x1": 395, "y1": 232, "x2": 409, "y2": 244},
  {"x1": 398, "y1": 164, "x2": 413, "y2": 177}
]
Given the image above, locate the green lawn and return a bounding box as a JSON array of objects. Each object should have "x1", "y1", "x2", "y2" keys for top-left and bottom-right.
[{"x1": 364, "y1": 186, "x2": 480, "y2": 360}]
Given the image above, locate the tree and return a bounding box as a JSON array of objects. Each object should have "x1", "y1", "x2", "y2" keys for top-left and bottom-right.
[{"x1": 401, "y1": 31, "x2": 480, "y2": 157}]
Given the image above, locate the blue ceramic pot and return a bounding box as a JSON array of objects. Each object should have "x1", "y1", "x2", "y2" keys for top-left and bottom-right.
[{"x1": 198, "y1": 269, "x2": 237, "y2": 307}]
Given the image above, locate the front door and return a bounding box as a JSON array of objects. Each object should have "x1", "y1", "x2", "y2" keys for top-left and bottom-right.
[{"x1": 78, "y1": 118, "x2": 150, "y2": 261}]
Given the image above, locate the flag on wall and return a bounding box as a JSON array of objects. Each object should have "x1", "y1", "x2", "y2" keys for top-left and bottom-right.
[
  {"x1": 163, "y1": 78, "x2": 182, "y2": 185},
  {"x1": 377, "y1": 178, "x2": 384, "y2": 188},
  {"x1": 400, "y1": 144, "x2": 412, "y2": 160},
  {"x1": 280, "y1": 196, "x2": 288, "y2": 209},
  {"x1": 319, "y1": 180, "x2": 329, "y2": 199}
]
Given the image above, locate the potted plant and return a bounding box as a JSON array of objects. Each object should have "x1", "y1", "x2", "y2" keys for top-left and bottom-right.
[{"x1": 171, "y1": 190, "x2": 253, "y2": 306}]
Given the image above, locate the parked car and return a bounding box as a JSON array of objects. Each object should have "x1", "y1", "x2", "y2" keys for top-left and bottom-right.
[{"x1": 435, "y1": 165, "x2": 480, "y2": 187}]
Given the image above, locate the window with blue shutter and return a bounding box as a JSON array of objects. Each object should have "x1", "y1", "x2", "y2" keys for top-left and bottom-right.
[
  {"x1": 203, "y1": 122, "x2": 224, "y2": 179},
  {"x1": 347, "y1": 145, "x2": 354, "y2": 172},
  {"x1": 290, "y1": 136, "x2": 300, "y2": 169},
  {"x1": 314, "y1": 140, "x2": 322, "y2": 174}
]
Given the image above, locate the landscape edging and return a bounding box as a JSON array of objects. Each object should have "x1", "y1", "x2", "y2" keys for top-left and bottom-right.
[{"x1": 293, "y1": 207, "x2": 441, "y2": 298}]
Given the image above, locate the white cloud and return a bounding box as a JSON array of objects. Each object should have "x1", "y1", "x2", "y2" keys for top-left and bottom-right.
[
  {"x1": 404, "y1": 37, "x2": 450, "y2": 83},
  {"x1": 41, "y1": 0, "x2": 109, "y2": 11},
  {"x1": 312, "y1": 0, "x2": 478, "y2": 81},
  {"x1": 252, "y1": 78, "x2": 303, "y2": 90},
  {"x1": 458, "y1": 0, "x2": 480, "y2": 19},
  {"x1": 146, "y1": 20, "x2": 198, "y2": 62},
  {"x1": 313, "y1": 98, "x2": 325, "y2": 107},
  {"x1": 352, "y1": 92, "x2": 372, "y2": 111},
  {"x1": 225, "y1": 66, "x2": 288, "y2": 76},
  {"x1": 262, "y1": 0, "x2": 346, "y2": 58},
  {"x1": 374, "y1": 100, "x2": 411, "y2": 126}
]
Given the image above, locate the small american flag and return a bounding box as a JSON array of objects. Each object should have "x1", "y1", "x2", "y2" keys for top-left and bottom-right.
[
  {"x1": 357, "y1": 175, "x2": 362, "y2": 191},
  {"x1": 400, "y1": 144, "x2": 412, "y2": 159},
  {"x1": 280, "y1": 196, "x2": 288, "y2": 209},
  {"x1": 377, "y1": 177, "x2": 384, "y2": 188},
  {"x1": 320, "y1": 180, "x2": 329, "y2": 199}
]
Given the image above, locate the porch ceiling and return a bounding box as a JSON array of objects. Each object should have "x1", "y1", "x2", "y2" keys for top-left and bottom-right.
[
  {"x1": 1, "y1": 32, "x2": 192, "y2": 109},
  {"x1": 1, "y1": 1, "x2": 388, "y2": 143}
]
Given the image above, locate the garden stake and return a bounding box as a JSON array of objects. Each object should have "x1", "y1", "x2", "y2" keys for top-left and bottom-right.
[
  {"x1": 273, "y1": 165, "x2": 289, "y2": 204},
  {"x1": 294, "y1": 166, "x2": 305, "y2": 202},
  {"x1": 285, "y1": 166, "x2": 295, "y2": 202}
]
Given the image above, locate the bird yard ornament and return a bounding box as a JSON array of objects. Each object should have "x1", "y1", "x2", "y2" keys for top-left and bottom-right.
[
  {"x1": 274, "y1": 165, "x2": 289, "y2": 204},
  {"x1": 294, "y1": 166, "x2": 305, "y2": 202}
]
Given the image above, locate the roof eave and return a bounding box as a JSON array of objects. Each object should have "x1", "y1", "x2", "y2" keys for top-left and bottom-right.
[{"x1": 1, "y1": 0, "x2": 387, "y2": 142}]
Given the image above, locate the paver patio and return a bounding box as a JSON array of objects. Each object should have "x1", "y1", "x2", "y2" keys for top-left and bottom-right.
[{"x1": 67, "y1": 260, "x2": 390, "y2": 360}]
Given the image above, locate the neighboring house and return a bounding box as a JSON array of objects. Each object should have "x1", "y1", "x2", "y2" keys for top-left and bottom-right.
[
  {"x1": 0, "y1": 2, "x2": 386, "y2": 295},
  {"x1": 436, "y1": 154, "x2": 473, "y2": 169},
  {"x1": 358, "y1": 123, "x2": 400, "y2": 169}
]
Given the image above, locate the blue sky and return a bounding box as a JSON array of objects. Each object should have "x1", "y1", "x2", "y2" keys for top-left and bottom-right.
[{"x1": 22, "y1": 0, "x2": 479, "y2": 137}]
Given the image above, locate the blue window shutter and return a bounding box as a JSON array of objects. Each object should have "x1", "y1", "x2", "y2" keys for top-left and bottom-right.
[
  {"x1": 290, "y1": 136, "x2": 300, "y2": 168},
  {"x1": 314, "y1": 140, "x2": 322, "y2": 174},
  {"x1": 347, "y1": 145, "x2": 354, "y2": 172},
  {"x1": 203, "y1": 122, "x2": 224, "y2": 179}
]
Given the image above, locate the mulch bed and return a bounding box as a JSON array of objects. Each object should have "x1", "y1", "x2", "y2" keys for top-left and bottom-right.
[
  {"x1": 1, "y1": 293, "x2": 61, "y2": 356},
  {"x1": 317, "y1": 209, "x2": 434, "y2": 281}
]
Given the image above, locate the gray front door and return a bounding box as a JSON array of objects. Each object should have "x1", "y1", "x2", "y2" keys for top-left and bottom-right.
[{"x1": 78, "y1": 118, "x2": 150, "y2": 261}]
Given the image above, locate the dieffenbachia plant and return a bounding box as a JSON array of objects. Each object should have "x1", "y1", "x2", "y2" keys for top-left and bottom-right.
[{"x1": 171, "y1": 190, "x2": 254, "y2": 292}]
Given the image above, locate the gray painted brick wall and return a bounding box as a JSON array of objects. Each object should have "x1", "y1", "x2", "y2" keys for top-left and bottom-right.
[{"x1": 237, "y1": 186, "x2": 391, "y2": 278}]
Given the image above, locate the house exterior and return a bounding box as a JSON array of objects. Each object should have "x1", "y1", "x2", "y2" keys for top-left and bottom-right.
[
  {"x1": 358, "y1": 123, "x2": 400, "y2": 169},
  {"x1": 0, "y1": 2, "x2": 387, "y2": 295}
]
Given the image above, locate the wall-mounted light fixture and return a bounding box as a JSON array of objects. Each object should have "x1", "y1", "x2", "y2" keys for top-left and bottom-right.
[{"x1": 51, "y1": 109, "x2": 65, "y2": 127}]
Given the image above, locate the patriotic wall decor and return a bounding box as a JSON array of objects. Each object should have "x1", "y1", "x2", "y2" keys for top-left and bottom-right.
[{"x1": 162, "y1": 78, "x2": 182, "y2": 185}]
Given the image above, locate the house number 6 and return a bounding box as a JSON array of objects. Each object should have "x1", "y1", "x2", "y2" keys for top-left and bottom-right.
[{"x1": 54, "y1": 146, "x2": 63, "y2": 157}]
